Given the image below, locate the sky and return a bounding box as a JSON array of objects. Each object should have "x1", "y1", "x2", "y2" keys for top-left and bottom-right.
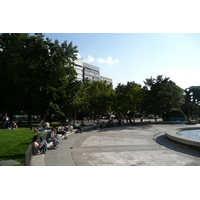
[
  {"x1": 43, "y1": 33, "x2": 200, "y2": 89},
  {"x1": 2, "y1": 1, "x2": 200, "y2": 90}
]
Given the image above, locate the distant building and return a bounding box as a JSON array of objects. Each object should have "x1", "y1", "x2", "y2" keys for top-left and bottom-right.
[
  {"x1": 100, "y1": 75, "x2": 112, "y2": 85},
  {"x1": 83, "y1": 62, "x2": 100, "y2": 82},
  {"x1": 73, "y1": 59, "x2": 83, "y2": 81},
  {"x1": 73, "y1": 59, "x2": 112, "y2": 85}
]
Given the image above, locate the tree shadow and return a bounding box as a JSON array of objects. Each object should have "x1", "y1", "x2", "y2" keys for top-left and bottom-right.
[
  {"x1": 0, "y1": 154, "x2": 25, "y2": 160},
  {"x1": 97, "y1": 124, "x2": 155, "y2": 133}
]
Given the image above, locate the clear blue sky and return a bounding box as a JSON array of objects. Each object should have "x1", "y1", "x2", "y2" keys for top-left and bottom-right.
[{"x1": 44, "y1": 33, "x2": 200, "y2": 89}]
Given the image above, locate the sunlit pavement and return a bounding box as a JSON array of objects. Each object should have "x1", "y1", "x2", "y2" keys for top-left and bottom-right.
[{"x1": 42, "y1": 123, "x2": 200, "y2": 166}]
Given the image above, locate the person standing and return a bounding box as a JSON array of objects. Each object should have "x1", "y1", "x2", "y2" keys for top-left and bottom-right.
[{"x1": 3, "y1": 113, "x2": 10, "y2": 128}]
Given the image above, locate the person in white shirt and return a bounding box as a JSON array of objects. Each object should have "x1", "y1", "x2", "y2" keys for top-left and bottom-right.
[
  {"x1": 3, "y1": 113, "x2": 10, "y2": 128},
  {"x1": 32, "y1": 135, "x2": 47, "y2": 154},
  {"x1": 47, "y1": 128, "x2": 59, "y2": 148}
]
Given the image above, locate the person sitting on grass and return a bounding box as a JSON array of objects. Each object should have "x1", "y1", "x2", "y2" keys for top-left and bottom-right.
[
  {"x1": 11, "y1": 122, "x2": 18, "y2": 129},
  {"x1": 31, "y1": 127, "x2": 39, "y2": 133},
  {"x1": 32, "y1": 135, "x2": 47, "y2": 155}
]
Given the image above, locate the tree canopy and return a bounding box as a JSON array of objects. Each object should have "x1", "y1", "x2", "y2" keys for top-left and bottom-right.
[
  {"x1": 144, "y1": 75, "x2": 184, "y2": 119},
  {"x1": 0, "y1": 33, "x2": 79, "y2": 124}
]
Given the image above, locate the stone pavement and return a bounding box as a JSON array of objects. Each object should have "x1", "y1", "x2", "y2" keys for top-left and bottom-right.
[{"x1": 31, "y1": 123, "x2": 200, "y2": 166}]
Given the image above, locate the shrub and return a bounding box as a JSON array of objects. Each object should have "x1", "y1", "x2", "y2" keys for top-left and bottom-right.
[{"x1": 162, "y1": 109, "x2": 187, "y2": 121}]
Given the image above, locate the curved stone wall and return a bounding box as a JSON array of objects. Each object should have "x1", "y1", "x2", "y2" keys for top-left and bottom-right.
[
  {"x1": 25, "y1": 132, "x2": 49, "y2": 166},
  {"x1": 165, "y1": 127, "x2": 200, "y2": 148}
]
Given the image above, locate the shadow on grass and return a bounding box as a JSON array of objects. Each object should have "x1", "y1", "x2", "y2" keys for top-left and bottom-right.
[
  {"x1": 19, "y1": 142, "x2": 30, "y2": 145},
  {"x1": 0, "y1": 151, "x2": 26, "y2": 165}
]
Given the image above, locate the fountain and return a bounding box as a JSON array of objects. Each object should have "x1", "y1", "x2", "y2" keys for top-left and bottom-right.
[{"x1": 165, "y1": 127, "x2": 200, "y2": 148}]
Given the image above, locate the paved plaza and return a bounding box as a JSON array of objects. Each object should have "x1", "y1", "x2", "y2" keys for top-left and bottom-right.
[{"x1": 31, "y1": 123, "x2": 200, "y2": 166}]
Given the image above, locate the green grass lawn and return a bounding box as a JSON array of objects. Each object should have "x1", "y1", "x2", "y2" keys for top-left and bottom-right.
[
  {"x1": 0, "y1": 121, "x2": 79, "y2": 166},
  {"x1": 0, "y1": 128, "x2": 41, "y2": 166}
]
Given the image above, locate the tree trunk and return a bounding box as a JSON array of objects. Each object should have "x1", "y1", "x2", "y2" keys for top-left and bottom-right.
[
  {"x1": 48, "y1": 112, "x2": 52, "y2": 126},
  {"x1": 133, "y1": 113, "x2": 135, "y2": 123},
  {"x1": 73, "y1": 113, "x2": 76, "y2": 126},
  {"x1": 41, "y1": 114, "x2": 44, "y2": 122},
  {"x1": 28, "y1": 112, "x2": 31, "y2": 127}
]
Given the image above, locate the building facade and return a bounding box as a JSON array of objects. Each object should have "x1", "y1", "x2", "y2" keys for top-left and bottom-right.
[
  {"x1": 73, "y1": 59, "x2": 83, "y2": 81},
  {"x1": 83, "y1": 62, "x2": 100, "y2": 82},
  {"x1": 74, "y1": 59, "x2": 112, "y2": 85},
  {"x1": 100, "y1": 75, "x2": 113, "y2": 85}
]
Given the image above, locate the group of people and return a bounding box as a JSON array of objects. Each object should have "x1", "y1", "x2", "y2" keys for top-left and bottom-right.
[
  {"x1": 31, "y1": 128, "x2": 60, "y2": 155},
  {"x1": 57, "y1": 123, "x2": 73, "y2": 139},
  {"x1": 1, "y1": 113, "x2": 18, "y2": 129},
  {"x1": 94, "y1": 118, "x2": 122, "y2": 129},
  {"x1": 31, "y1": 123, "x2": 75, "y2": 154}
]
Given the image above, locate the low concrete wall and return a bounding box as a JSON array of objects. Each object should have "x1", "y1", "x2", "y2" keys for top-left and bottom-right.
[
  {"x1": 25, "y1": 143, "x2": 34, "y2": 166},
  {"x1": 165, "y1": 127, "x2": 200, "y2": 148},
  {"x1": 25, "y1": 132, "x2": 49, "y2": 166},
  {"x1": 26, "y1": 127, "x2": 94, "y2": 166}
]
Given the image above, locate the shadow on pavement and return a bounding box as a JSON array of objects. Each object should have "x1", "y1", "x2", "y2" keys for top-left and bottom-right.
[
  {"x1": 97, "y1": 124, "x2": 155, "y2": 133},
  {"x1": 155, "y1": 134, "x2": 200, "y2": 158}
]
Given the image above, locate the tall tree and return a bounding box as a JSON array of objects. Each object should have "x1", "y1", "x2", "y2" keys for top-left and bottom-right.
[
  {"x1": 0, "y1": 33, "x2": 79, "y2": 125},
  {"x1": 72, "y1": 80, "x2": 115, "y2": 120},
  {"x1": 0, "y1": 33, "x2": 30, "y2": 115},
  {"x1": 114, "y1": 81, "x2": 145, "y2": 122},
  {"x1": 144, "y1": 75, "x2": 184, "y2": 120}
]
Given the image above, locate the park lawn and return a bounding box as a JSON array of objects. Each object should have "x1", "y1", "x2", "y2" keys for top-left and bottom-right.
[{"x1": 0, "y1": 128, "x2": 39, "y2": 166}]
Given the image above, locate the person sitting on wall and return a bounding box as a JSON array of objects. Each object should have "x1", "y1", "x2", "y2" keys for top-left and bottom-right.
[
  {"x1": 32, "y1": 135, "x2": 47, "y2": 155},
  {"x1": 47, "y1": 128, "x2": 59, "y2": 149},
  {"x1": 57, "y1": 124, "x2": 68, "y2": 139},
  {"x1": 75, "y1": 123, "x2": 82, "y2": 133},
  {"x1": 65, "y1": 123, "x2": 73, "y2": 132},
  {"x1": 44, "y1": 122, "x2": 50, "y2": 128}
]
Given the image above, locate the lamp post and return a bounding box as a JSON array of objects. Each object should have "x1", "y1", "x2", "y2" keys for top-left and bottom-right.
[
  {"x1": 194, "y1": 99, "x2": 200, "y2": 123},
  {"x1": 183, "y1": 88, "x2": 193, "y2": 121}
]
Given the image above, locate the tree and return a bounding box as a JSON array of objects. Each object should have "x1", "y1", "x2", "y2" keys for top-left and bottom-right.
[
  {"x1": 0, "y1": 33, "x2": 79, "y2": 125},
  {"x1": 114, "y1": 81, "x2": 146, "y2": 123},
  {"x1": 72, "y1": 80, "x2": 115, "y2": 120},
  {"x1": 0, "y1": 33, "x2": 30, "y2": 118},
  {"x1": 144, "y1": 75, "x2": 184, "y2": 121},
  {"x1": 182, "y1": 86, "x2": 200, "y2": 119}
]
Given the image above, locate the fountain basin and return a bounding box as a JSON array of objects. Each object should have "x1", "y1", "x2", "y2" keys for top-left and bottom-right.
[{"x1": 165, "y1": 127, "x2": 200, "y2": 148}]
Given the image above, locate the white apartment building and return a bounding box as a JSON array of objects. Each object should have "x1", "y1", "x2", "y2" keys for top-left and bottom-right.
[
  {"x1": 74, "y1": 59, "x2": 112, "y2": 85},
  {"x1": 100, "y1": 75, "x2": 113, "y2": 85},
  {"x1": 73, "y1": 59, "x2": 83, "y2": 81},
  {"x1": 83, "y1": 62, "x2": 100, "y2": 82}
]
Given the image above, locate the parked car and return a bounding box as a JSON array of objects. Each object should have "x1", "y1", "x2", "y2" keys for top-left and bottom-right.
[{"x1": 147, "y1": 114, "x2": 158, "y2": 119}]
